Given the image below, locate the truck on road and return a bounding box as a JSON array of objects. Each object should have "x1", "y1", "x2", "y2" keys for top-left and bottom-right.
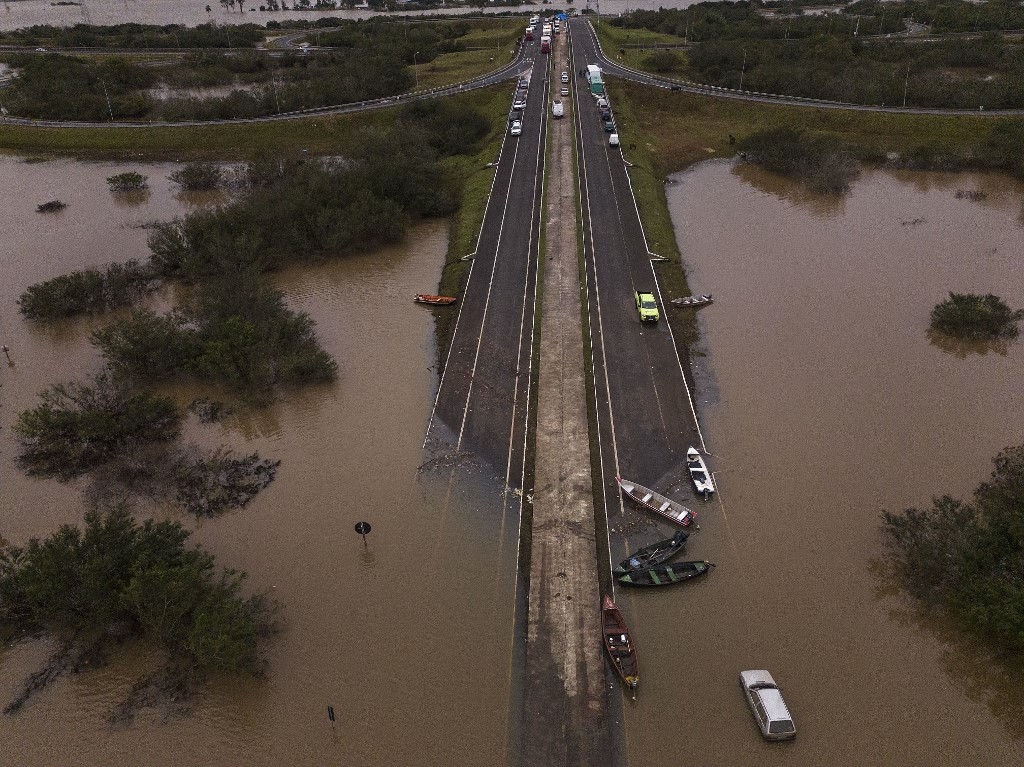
[
  {"x1": 540, "y1": 35, "x2": 551, "y2": 53},
  {"x1": 586, "y1": 64, "x2": 605, "y2": 96}
]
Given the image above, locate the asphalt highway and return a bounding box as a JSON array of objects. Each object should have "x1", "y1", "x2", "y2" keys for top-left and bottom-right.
[
  {"x1": 424, "y1": 39, "x2": 547, "y2": 492},
  {"x1": 569, "y1": 17, "x2": 709, "y2": 565}
]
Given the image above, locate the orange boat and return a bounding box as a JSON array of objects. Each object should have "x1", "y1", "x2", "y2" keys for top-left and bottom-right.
[{"x1": 414, "y1": 294, "x2": 457, "y2": 306}]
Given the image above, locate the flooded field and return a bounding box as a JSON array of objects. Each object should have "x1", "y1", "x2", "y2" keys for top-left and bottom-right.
[
  {"x1": 0, "y1": 156, "x2": 515, "y2": 765},
  {"x1": 619, "y1": 161, "x2": 1024, "y2": 765},
  {"x1": 0, "y1": 0, "x2": 697, "y2": 31}
]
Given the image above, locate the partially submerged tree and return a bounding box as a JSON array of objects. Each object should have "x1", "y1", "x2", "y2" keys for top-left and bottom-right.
[
  {"x1": 15, "y1": 372, "x2": 181, "y2": 480},
  {"x1": 0, "y1": 506, "x2": 274, "y2": 716},
  {"x1": 170, "y1": 161, "x2": 223, "y2": 191},
  {"x1": 883, "y1": 446, "x2": 1024, "y2": 654},
  {"x1": 106, "y1": 171, "x2": 149, "y2": 192},
  {"x1": 930, "y1": 292, "x2": 1022, "y2": 341},
  {"x1": 739, "y1": 126, "x2": 860, "y2": 195},
  {"x1": 18, "y1": 260, "x2": 156, "y2": 320}
]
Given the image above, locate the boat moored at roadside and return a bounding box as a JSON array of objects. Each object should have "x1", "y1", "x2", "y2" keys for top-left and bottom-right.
[
  {"x1": 618, "y1": 476, "x2": 696, "y2": 527},
  {"x1": 686, "y1": 447, "x2": 715, "y2": 498}
]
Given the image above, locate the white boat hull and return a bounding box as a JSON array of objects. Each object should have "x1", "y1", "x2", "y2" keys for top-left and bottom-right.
[
  {"x1": 618, "y1": 477, "x2": 695, "y2": 527},
  {"x1": 686, "y1": 447, "x2": 715, "y2": 497}
]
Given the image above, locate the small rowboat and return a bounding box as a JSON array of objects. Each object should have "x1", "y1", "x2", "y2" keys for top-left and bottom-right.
[
  {"x1": 686, "y1": 447, "x2": 715, "y2": 498},
  {"x1": 414, "y1": 294, "x2": 457, "y2": 306},
  {"x1": 613, "y1": 530, "x2": 689, "y2": 576},
  {"x1": 618, "y1": 476, "x2": 695, "y2": 527},
  {"x1": 602, "y1": 595, "x2": 639, "y2": 692},
  {"x1": 671, "y1": 293, "x2": 713, "y2": 308},
  {"x1": 617, "y1": 560, "x2": 714, "y2": 587}
]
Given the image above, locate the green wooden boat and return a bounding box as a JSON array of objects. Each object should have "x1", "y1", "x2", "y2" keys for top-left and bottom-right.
[
  {"x1": 616, "y1": 560, "x2": 714, "y2": 587},
  {"x1": 613, "y1": 530, "x2": 689, "y2": 576}
]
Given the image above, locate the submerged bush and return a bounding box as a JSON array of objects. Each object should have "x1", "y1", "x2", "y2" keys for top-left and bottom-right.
[
  {"x1": 170, "y1": 161, "x2": 223, "y2": 191},
  {"x1": 0, "y1": 506, "x2": 273, "y2": 714},
  {"x1": 147, "y1": 130, "x2": 456, "y2": 282},
  {"x1": 930, "y1": 292, "x2": 1022, "y2": 340},
  {"x1": 883, "y1": 446, "x2": 1024, "y2": 654},
  {"x1": 93, "y1": 272, "x2": 337, "y2": 394},
  {"x1": 739, "y1": 126, "x2": 860, "y2": 195},
  {"x1": 18, "y1": 260, "x2": 156, "y2": 320},
  {"x1": 15, "y1": 372, "x2": 181, "y2": 480},
  {"x1": 106, "y1": 172, "x2": 148, "y2": 192}
]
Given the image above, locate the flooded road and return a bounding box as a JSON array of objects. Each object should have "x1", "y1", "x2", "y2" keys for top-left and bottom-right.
[
  {"x1": 617, "y1": 160, "x2": 1024, "y2": 765},
  {"x1": 0, "y1": 156, "x2": 515, "y2": 765}
]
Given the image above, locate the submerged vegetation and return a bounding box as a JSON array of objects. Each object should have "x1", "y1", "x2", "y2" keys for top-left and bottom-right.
[
  {"x1": 147, "y1": 115, "x2": 479, "y2": 281},
  {"x1": 930, "y1": 293, "x2": 1022, "y2": 340},
  {"x1": 15, "y1": 371, "x2": 279, "y2": 515},
  {"x1": 883, "y1": 447, "x2": 1024, "y2": 655},
  {"x1": 106, "y1": 171, "x2": 149, "y2": 192},
  {"x1": 18, "y1": 260, "x2": 156, "y2": 319},
  {"x1": 170, "y1": 161, "x2": 224, "y2": 190},
  {"x1": 93, "y1": 273, "x2": 337, "y2": 392},
  {"x1": 15, "y1": 372, "x2": 181, "y2": 480},
  {"x1": 739, "y1": 127, "x2": 859, "y2": 194},
  {"x1": 0, "y1": 506, "x2": 273, "y2": 717}
]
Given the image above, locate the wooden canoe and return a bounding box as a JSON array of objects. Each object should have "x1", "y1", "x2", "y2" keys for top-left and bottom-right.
[
  {"x1": 602, "y1": 595, "x2": 638, "y2": 691},
  {"x1": 686, "y1": 447, "x2": 715, "y2": 498},
  {"x1": 617, "y1": 476, "x2": 695, "y2": 527},
  {"x1": 671, "y1": 293, "x2": 713, "y2": 308},
  {"x1": 617, "y1": 560, "x2": 714, "y2": 587},
  {"x1": 613, "y1": 530, "x2": 689, "y2": 576},
  {"x1": 414, "y1": 294, "x2": 457, "y2": 306}
]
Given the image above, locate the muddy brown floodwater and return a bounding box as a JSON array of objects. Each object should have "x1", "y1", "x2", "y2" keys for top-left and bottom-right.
[
  {"x1": 0, "y1": 156, "x2": 515, "y2": 765},
  {"x1": 617, "y1": 160, "x2": 1024, "y2": 765}
]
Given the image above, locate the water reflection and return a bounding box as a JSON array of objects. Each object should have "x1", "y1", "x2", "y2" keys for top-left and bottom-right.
[
  {"x1": 641, "y1": 161, "x2": 1024, "y2": 766},
  {"x1": 927, "y1": 328, "x2": 1012, "y2": 358},
  {"x1": 733, "y1": 160, "x2": 847, "y2": 217},
  {"x1": 111, "y1": 189, "x2": 151, "y2": 208}
]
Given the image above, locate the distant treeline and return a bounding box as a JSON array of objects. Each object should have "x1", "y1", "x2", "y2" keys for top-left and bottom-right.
[
  {"x1": 0, "y1": 22, "x2": 266, "y2": 49},
  {"x1": 0, "y1": 19, "x2": 498, "y2": 121},
  {"x1": 615, "y1": 2, "x2": 1024, "y2": 109}
]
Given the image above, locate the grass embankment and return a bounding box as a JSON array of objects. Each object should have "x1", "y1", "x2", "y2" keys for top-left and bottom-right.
[
  {"x1": 0, "y1": 82, "x2": 508, "y2": 160},
  {"x1": 413, "y1": 46, "x2": 513, "y2": 91},
  {"x1": 605, "y1": 76, "x2": 1017, "y2": 350},
  {"x1": 593, "y1": 21, "x2": 688, "y2": 72}
]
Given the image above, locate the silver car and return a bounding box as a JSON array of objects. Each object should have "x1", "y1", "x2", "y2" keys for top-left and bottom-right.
[{"x1": 739, "y1": 670, "x2": 796, "y2": 741}]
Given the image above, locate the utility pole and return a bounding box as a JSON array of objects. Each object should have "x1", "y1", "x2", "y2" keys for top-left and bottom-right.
[
  {"x1": 902, "y1": 63, "x2": 910, "y2": 108},
  {"x1": 739, "y1": 48, "x2": 747, "y2": 91},
  {"x1": 413, "y1": 50, "x2": 420, "y2": 89}
]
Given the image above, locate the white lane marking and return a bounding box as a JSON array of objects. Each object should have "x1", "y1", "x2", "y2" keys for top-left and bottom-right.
[
  {"x1": 453, "y1": 107, "x2": 528, "y2": 451},
  {"x1": 572, "y1": 26, "x2": 622, "y2": 599},
  {"x1": 584, "y1": 21, "x2": 709, "y2": 456},
  {"x1": 424, "y1": 78, "x2": 520, "y2": 447}
]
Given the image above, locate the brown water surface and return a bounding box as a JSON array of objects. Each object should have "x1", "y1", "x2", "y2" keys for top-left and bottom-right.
[
  {"x1": 0, "y1": 156, "x2": 513, "y2": 765},
  {"x1": 620, "y1": 161, "x2": 1024, "y2": 766}
]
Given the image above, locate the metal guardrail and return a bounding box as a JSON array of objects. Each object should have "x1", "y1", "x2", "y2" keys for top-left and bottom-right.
[
  {"x1": 585, "y1": 20, "x2": 1024, "y2": 116},
  {"x1": 0, "y1": 45, "x2": 529, "y2": 128}
]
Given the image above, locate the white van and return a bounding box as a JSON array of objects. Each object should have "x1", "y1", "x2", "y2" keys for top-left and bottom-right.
[
  {"x1": 552, "y1": 100, "x2": 564, "y2": 118},
  {"x1": 739, "y1": 670, "x2": 796, "y2": 741},
  {"x1": 608, "y1": 133, "x2": 619, "y2": 147}
]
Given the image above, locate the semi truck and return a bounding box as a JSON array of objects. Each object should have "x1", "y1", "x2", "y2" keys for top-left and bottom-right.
[
  {"x1": 540, "y1": 35, "x2": 551, "y2": 53},
  {"x1": 586, "y1": 64, "x2": 604, "y2": 96}
]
